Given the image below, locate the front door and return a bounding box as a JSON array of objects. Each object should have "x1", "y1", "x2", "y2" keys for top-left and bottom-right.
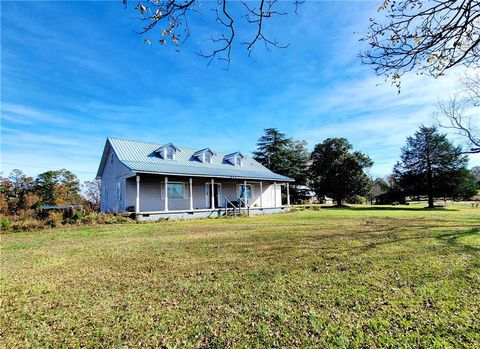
[{"x1": 205, "y1": 183, "x2": 221, "y2": 208}]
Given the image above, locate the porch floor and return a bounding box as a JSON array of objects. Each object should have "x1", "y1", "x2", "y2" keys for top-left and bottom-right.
[{"x1": 135, "y1": 206, "x2": 290, "y2": 221}]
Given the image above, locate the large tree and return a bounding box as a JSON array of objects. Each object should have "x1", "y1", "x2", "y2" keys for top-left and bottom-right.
[
  {"x1": 0, "y1": 170, "x2": 35, "y2": 215},
  {"x1": 472, "y1": 165, "x2": 480, "y2": 185},
  {"x1": 35, "y1": 169, "x2": 82, "y2": 206},
  {"x1": 394, "y1": 126, "x2": 470, "y2": 208},
  {"x1": 309, "y1": 138, "x2": 373, "y2": 207},
  {"x1": 361, "y1": 1, "x2": 480, "y2": 88},
  {"x1": 253, "y1": 128, "x2": 309, "y2": 203}
]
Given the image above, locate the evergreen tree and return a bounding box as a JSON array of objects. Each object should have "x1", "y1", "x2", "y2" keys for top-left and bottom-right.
[
  {"x1": 35, "y1": 169, "x2": 82, "y2": 205},
  {"x1": 309, "y1": 138, "x2": 373, "y2": 206},
  {"x1": 394, "y1": 126, "x2": 470, "y2": 208},
  {"x1": 471, "y1": 166, "x2": 480, "y2": 187},
  {"x1": 449, "y1": 169, "x2": 478, "y2": 200},
  {"x1": 253, "y1": 128, "x2": 292, "y2": 173},
  {"x1": 253, "y1": 128, "x2": 309, "y2": 203}
]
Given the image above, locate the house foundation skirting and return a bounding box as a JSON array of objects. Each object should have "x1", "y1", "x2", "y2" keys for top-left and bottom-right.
[{"x1": 135, "y1": 207, "x2": 290, "y2": 221}]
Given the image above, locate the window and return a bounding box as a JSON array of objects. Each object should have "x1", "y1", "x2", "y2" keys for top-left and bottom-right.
[
  {"x1": 110, "y1": 153, "x2": 114, "y2": 164},
  {"x1": 167, "y1": 183, "x2": 184, "y2": 198},
  {"x1": 116, "y1": 181, "x2": 121, "y2": 201},
  {"x1": 204, "y1": 152, "x2": 212, "y2": 163},
  {"x1": 238, "y1": 184, "x2": 252, "y2": 198},
  {"x1": 166, "y1": 147, "x2": 175, "y2": 160},
  {"x1": 235, "y1": 156, "x2": 242, "y2": 166}
]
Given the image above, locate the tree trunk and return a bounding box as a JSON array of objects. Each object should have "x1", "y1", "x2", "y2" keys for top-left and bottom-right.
[
  {"x1": 427, "y1": 162, "x2": 434, "y2": 209},
  {"x1": 336, "y1": 196, "x2": 342, "y2": 207}
]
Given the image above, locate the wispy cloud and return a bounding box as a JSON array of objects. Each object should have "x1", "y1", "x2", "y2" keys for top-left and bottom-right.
[
  {"x1": 1, "y1": 103, "x2": 69, "y2": 125},
  {"x1": 1, "y1": 1, "x2": 478, "y2": 182}
]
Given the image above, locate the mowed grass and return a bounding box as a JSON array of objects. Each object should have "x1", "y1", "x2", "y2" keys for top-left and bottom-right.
[{"x1": 1, "y1": 205, "x2": 479, "y2": 348}]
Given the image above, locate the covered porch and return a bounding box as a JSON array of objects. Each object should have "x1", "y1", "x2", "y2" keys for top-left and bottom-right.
[{"x1": 125, "y1": 173, "x2": 291, "y2": 220}]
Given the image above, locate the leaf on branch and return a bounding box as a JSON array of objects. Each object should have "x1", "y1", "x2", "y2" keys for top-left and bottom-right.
[
  {"x1": 144, "y1": 38, "x2": 152, "y2": 45},
  {"x1": 136, "y1": 3, "x2": 147, "y2": 14},
  {"x1": 159, "y1": 38, "x2": 167, "y2": 45}
]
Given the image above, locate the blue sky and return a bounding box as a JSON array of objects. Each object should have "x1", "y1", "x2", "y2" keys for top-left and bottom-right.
[{"x1": 2, "y1": 0, "x2": 479, "y2": 182}]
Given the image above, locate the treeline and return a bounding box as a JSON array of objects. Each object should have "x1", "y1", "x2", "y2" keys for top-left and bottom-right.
[
  {"x1": 1, "y1": 125, "x2": 478, "y2": 232},
  {"x1": 0, "y1": 169, "x2": 100, "y2": 216},
  {"x1": 252, "y1": 127, "x2": 480, "y2": 207}
]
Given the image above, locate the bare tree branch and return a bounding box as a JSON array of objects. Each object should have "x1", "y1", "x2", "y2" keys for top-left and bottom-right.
[
  {"x1": 125, "y1": 0, "x2": 300, "y2": 67},
  {"x1": 360, "y1": 0, "x2": 480, "y2": 88},
  {"x1": 437, "y1": 72, "x2": 480, "y2": 153}
]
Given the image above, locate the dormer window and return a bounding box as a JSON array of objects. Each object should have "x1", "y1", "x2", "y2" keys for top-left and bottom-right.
[
  {"x1": 154, "y1": 143, "x2": 179, "y2": 160},
  {"x1": 224, "y1": 152, "x2": 244, "y2": 166},
  {"x1": 204, "y1": 152, "x2": 212, "y2": 163},
  {"x1": 166, "y1": 147, "x2": 175, "y2": 160},
  {"x1": 193, "y1": 148, "x2": 215, "y2": 163}
]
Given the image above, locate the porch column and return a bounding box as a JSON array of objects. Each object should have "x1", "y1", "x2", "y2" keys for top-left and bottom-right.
[
  {"x1": 244, "y1": 180, "x2": 247, "y2": 206},
  {"x1": 211, "y1": 178, "x2": 215, "y2": 209},
  {"x1": 189, "y1": 178, "x2": 193, "y2": 211},
  {"x1": 259, "y1": 181, "x2": 263, "y2": 208},
  {"x1": 135, "y1": 175, "x2": 140, "y2": 213},
  {"x1": 164, "y1": 176, "x2": 169, "y2": 211},
  {"x1": 287, "y1": 182, "x2": 291, "y2": 207},
  {"x1": 273, "y1": 182, "x2": 277, "y2": 207}
]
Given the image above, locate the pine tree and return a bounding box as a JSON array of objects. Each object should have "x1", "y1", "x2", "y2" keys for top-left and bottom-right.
[
  {"x1": 253, "y1": 128, "x2": 309, "y2": 203},
  {"x1": 394, "y1": 126, "x2": 470, "y2": 208}
]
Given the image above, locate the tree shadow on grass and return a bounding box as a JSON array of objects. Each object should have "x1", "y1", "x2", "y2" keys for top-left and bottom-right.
[
  {"x1": 347, "y1": 226, "x2": 479, "y2": 256},
  {"x1": 436, "y1": 228, "x2": 480, "y2": 253},
  {"x1": 321, "y1": 206, "x2": 459, "y2": 212}
]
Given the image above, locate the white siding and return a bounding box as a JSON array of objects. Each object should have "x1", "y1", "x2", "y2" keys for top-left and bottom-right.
[
  {"x1": 100, "y1": 148, "x2": 132, "y2": 213},
  {"x1": 118, "y1": 175, "x2": 286, "y2": 213}
]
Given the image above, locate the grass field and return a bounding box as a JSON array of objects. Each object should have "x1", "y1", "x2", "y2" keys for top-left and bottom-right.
[{"x1": 1, "y1": 205, "x2": 479, "y2": 348}]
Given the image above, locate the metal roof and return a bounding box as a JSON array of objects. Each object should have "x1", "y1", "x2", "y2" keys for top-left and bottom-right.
[{"x1": 97, "y1": 137, "x2": 294, "y2": 182}]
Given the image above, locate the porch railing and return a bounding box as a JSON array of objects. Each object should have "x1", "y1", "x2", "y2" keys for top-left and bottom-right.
[
  {"x1": 224, "y1": 197, "x2": 239, "y2": 217},
  {"x1": 236, "y1": 196, "x2": 250, "y2": 217}
]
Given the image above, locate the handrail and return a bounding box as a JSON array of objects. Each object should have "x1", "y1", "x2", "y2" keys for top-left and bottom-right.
[
  {"x1": 236, "y1": 196, "x2": 248, "y2": 208},
  {"x1": 224, "y1": 196, "x2": 237, "y2": 208},
  {"x1": 236, "y1": 196, "x2": 250, "y2": 217},
  {"x1": 224, "y1": 196, "x2": 238, "y2": 217}
]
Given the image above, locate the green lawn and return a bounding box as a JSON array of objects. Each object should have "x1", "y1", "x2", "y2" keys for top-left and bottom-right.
[{"x1": 1, "y1": 205, "x2": 479, "y2": 348}]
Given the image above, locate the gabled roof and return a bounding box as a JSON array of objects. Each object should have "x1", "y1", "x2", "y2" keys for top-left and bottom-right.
[
  {"x1": 96, "y1": 137, "x2": 294, "y2": 182},
  {"x1": 153, "y1": 143, "x2": 180, "y2": 153},
  {"x1": 224, "y1": 151, "x2": 244, "y2": 159},
  {"x1": 193, "y1": 148, "x2": 216, "y2": 158}
]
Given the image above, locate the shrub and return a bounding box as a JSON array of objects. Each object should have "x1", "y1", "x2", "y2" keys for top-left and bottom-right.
[
  {"x1": 81, "y1": 213, "x2": 99, "y2": 225},
  {"x1": 1, "y1": 217, "x2": 11, "y2": 231},
  {"x1": 11, "y1": 219, "x2": 45, "y2": 232},
  {"x1": 114, "y1": 215, "x2": 132, "y2": 224},
  {"x1": 96, "y1": 213, "x2": 116, "y2": 224},
  {"x1": 45, "y1": 211, "x2": 64, "y2": 228},
  {"x1": 348, "y1": 195, "x2": 365, "y2": 204},
  {"x1": 73, "y1": 210, "x2": 85, "y2": 222}
]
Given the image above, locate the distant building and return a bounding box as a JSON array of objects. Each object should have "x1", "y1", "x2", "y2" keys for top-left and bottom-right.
[
  {"x1": 296, "y1": 185, "x2": 317, "y2": 203},
  {"x1": 295, "y1": 185, "x2": 333, "y2": 204}
]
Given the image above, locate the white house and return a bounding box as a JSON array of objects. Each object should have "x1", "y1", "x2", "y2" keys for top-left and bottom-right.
[{"x1": 96, "y1": 138, "x2": 294, "y2": 220}]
